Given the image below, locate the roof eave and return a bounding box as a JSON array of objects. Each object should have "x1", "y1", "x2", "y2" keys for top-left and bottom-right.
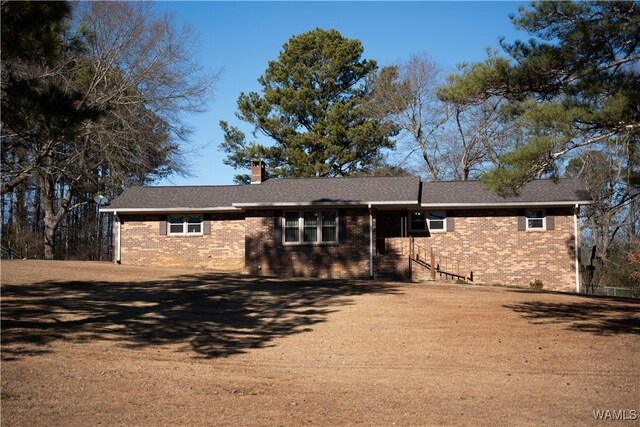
[
  {"x1": 100, "y1": 206, "x2": 243, "y2": 213},
  {"x1": 232, "y1": 200, "x2": 418, "y2": 208},
  {"x1": 420, "y1": 200, "x2": 593, "y2": 208}
]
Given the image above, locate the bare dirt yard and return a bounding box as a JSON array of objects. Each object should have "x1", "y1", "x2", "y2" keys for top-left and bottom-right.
[{"x1": 1, "y1": 260, "x2": 639, "y2": 426}]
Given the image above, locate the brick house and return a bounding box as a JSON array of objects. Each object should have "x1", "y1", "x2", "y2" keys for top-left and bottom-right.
[{"x1": 101, "y1": 161, "x2": 592, "y2": 292}]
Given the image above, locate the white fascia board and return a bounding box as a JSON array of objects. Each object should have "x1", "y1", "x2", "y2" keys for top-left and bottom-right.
[
  {"x1": 420, "y1": 200, "x2": 593, "y2": 208},
  {"x1": 99, "y1": 207, "x2": 242, "y2": 213},
  {"x1": 232, "y1": 200, "x2": 418, "y2": 208}
]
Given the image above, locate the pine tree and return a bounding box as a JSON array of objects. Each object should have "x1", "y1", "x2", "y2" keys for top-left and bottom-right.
[
  {"x1": 438, "y1": 1, "x2": 640, "y2": 195},
  {"x1": 219, "y1": 28, "x2": 397, "y2": 183}
]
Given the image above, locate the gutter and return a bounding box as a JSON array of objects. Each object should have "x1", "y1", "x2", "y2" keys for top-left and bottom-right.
[
  {"x1": 100, "y1": 207, "x2": 242, "y2": 213},
  {"x1": 100, "y1": 201, "x2": 420, "y2": 213},
  {"x1": 368, "y1": 204, "x2": 374, "y2": 279},
  {"x1": 115, "y1": 212, "x2": 121, "y2": 264},
  {"x1": 420, "y1": 200, "x2": 593, "y2": 208},
  {"x1": 233, "y1": 200, "x2": 417, "y2": 208},
  {"x1": 574, "y1": 204, "x2": 580, "y2": 293}
]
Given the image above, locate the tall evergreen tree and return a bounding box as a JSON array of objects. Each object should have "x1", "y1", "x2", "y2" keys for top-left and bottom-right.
[
  {"x1": 219, "y1": 28, "x2": 397, "y2": 183},
  {"x1": 438, "y1": 1, "x2": 640, "y2": 195}
]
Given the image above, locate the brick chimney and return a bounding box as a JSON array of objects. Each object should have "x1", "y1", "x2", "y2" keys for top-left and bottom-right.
[{"x1": 250, "y1": 160, "x2": 267, "y2": 184}]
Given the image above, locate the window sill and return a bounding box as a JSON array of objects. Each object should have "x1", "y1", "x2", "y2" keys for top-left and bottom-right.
[{"x1": 167, "y1": 233, "x2": 204, "y2": 237}]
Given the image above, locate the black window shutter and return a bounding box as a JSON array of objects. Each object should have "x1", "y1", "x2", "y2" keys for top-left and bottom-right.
[
  {"x1": 446, "y1": 211, "x2": 455, "y2": 232},
  {"x1": 546, "y1": 208, "x2": 555, "y2": 230},
  {"x1": 274, "y1": 211, "x2": 282, "y2": 244},
  {"x1": 517, "y1": 209, "x2": 526, "y2": 231},
  {"x1": 159, "y1": 219, "x2": 167, "y2": 235},
  {"x1": 339, "y1": 209, "x2": 347, "y2": 243}
]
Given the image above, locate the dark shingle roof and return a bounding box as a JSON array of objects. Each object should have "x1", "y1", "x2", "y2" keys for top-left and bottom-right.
[
  {"x1": 103, "y1": 176, "x2": 591, "y2": 212},
  {"x1": 420, "y1": 178, "x2": 591, "y2": 206},
  {"x1": 235, "y1": 175, "x2": 420, "y2": 206},
  {"x1": 105, "y1": 185, "x2": 246, "y2": 210},
  {"x1": 103, "y1": 175, "x2": 421, "y2": 211}
]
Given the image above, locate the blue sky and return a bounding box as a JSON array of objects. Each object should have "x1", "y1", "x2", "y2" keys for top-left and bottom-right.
[{"x1": 154, "y1": 1, "x2": 529, "y2": 186}]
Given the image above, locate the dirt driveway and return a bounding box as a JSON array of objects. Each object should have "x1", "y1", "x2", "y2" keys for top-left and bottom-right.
[{"x1": 1, "y1": 260, "x2": 639, "y2": 426}]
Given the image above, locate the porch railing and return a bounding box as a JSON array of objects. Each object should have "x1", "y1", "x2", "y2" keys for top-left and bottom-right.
[{"x1": 409, "y1": 237, "x2": 473, "y2": 282}]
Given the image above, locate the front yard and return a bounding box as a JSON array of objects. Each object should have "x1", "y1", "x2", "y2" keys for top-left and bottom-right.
[{"x1": 1, "y1": 260, "x2": 638, "y2": 425}]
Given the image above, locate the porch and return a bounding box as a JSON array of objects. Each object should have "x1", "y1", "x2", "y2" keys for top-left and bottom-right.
[
  {"x1": 373, "y1": 208, "x2": 472, "y2": 282},
  {"x1": 375, "y1": 236, "x2": 474, "y2": 283}
]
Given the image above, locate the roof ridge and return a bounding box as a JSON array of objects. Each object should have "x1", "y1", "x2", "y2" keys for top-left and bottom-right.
[
  {"x1": 266, "y1": 175, "x2": 418, "y2": 181},
  {"x1": 138, "y1": 184, "x2": 248, "y2": 189},
  {"x1": 423, "y1": 177, "x2": 579, "y2": 184}
]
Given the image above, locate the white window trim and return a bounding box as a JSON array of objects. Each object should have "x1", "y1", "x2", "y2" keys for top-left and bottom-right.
[
  {"x1": 525, "y1": 209, "x2": 546, "y2": 231},
  {"x1": 282, "y1": 210, "x2": 339, "y2": 245},
  {"x1": 167, "y1": 214, "x2": 204, "y2": 236},
  {"x1": 427, "y1": 210, "x2": 447, "y2": 233},
  {"x1": 409, "y1": 211, "x2": 447, "y2": 233}
]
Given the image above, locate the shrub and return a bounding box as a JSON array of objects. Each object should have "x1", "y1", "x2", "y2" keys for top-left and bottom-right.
[
  {"x1": 455, "y1": 279, "x2": 467, "y2": 285},
  {"x1": 529, "y1": 279, "x2": 544, "y2": 290}
]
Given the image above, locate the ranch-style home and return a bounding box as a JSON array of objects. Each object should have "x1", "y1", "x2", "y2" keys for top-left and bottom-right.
[{"x1": 101, "y1": 161, "x2": 592, "y2": 292}]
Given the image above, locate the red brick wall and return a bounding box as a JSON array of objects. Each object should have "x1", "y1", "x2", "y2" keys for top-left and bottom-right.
[
  {"x1": 118, "y1": 213, "x2": 245, "y2": 271},
  {"x1": 381, "y1": 208, "x2": 577, "y2": 292},
  {"x1": 244, "y1": 208, "x2": 372, "y2": 279},
  {"x1": 117, "y1": 207, "x2": 578, "y2": 292}
]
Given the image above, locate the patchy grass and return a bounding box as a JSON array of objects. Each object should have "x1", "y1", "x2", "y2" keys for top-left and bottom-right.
[{"x1": 1, "y1": 390, "x2": 20, "y2": 400}]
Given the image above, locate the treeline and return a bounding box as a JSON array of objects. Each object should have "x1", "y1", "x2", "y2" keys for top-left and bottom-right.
[
  {"x1": 1, "y1": 1, "x2": 215, "y2": 259},
  {"x1": 2, "y1": 186, "x2": 113, "y2": 261}
]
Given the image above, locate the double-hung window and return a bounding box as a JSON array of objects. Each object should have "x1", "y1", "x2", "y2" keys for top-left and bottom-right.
[
  {"x1": 168, "y1": 214, "x2": 203, "y2": 235},
  {"x1": 526, "y1": 209, "x2": 545, "y2": 230},
  {"x1": 428, "y1": 211, "x2": 446, "y2": 232},
  {"x1": 283, "y1": 211, "x2": 338, "y2": 244},
  {"x1": 284, "y1": 212, "x2": 300, "y2": 242}
]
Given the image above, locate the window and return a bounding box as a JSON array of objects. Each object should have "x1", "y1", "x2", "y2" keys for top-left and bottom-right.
[
  {"x1": 322, "y1": 211, "x2": 337, "y2": 242},
  {"x1": 526, "y1": 209, "x2": 545, "y2": 230},
  {"x1": 428, "y1": 211, "x2": 446, "y2": 232},
  {"x1": 409, "y1": 212, "x2": 427, "y2": 231},
  {"x1": 167, "y1": 214, "x2": 203, "y2": 235},
  {"x1": 303, "y1": 211, "x2": 318, "y2": 242},
  {"x1": 284, "y1": 212, "x2": 300, "y2": 243},
  {"x1": 409, "y1": 211, "x2": 446, "y2": 232},
  {"x1": 283, "y1": 211, "x2": 338, "y2": 244}
]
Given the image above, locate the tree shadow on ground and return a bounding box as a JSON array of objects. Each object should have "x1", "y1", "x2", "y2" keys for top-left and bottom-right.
[
  {"x1": 1, "y1": 273, "x2": 400, "y2": 360},
  {"x1": 503, "y1": 294, "x2": 640, "y2": 336}
]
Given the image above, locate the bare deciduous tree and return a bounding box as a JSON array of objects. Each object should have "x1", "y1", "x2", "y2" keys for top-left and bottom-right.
[
  {"x1": 439, "y1": 97, "x2": 519, "y2": 180},
  {"x1": 367, "y1": 54, "x2": 516, "y2": 181},
  {"x1": 2, "y1": 1, "x2": 217, "y2": 259},
  {"x1": 365, "y1": 54, "x2": 450, "y2": 180}
]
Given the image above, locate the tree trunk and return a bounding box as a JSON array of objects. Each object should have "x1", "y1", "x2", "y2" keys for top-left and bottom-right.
[
  {"x1": 40, "y1": 158, "x2": 75, "y2": 260},
  {"x1": 43, "y1": 216, "x2": 57, "y2": 260},
  {"x1": 626, "y1": 138, "x2": 638, "y2": 242}
]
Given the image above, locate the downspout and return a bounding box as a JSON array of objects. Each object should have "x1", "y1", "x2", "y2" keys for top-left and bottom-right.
[
  {"x1": 115, "y1": 212, "x2": 122, "y2": 264},
  {"x1": 574, "y1": 204, "x2": 580, "y2": 293},
  {"x1": 369, "y1": 204, "x2": 374, "y2": 279}
]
